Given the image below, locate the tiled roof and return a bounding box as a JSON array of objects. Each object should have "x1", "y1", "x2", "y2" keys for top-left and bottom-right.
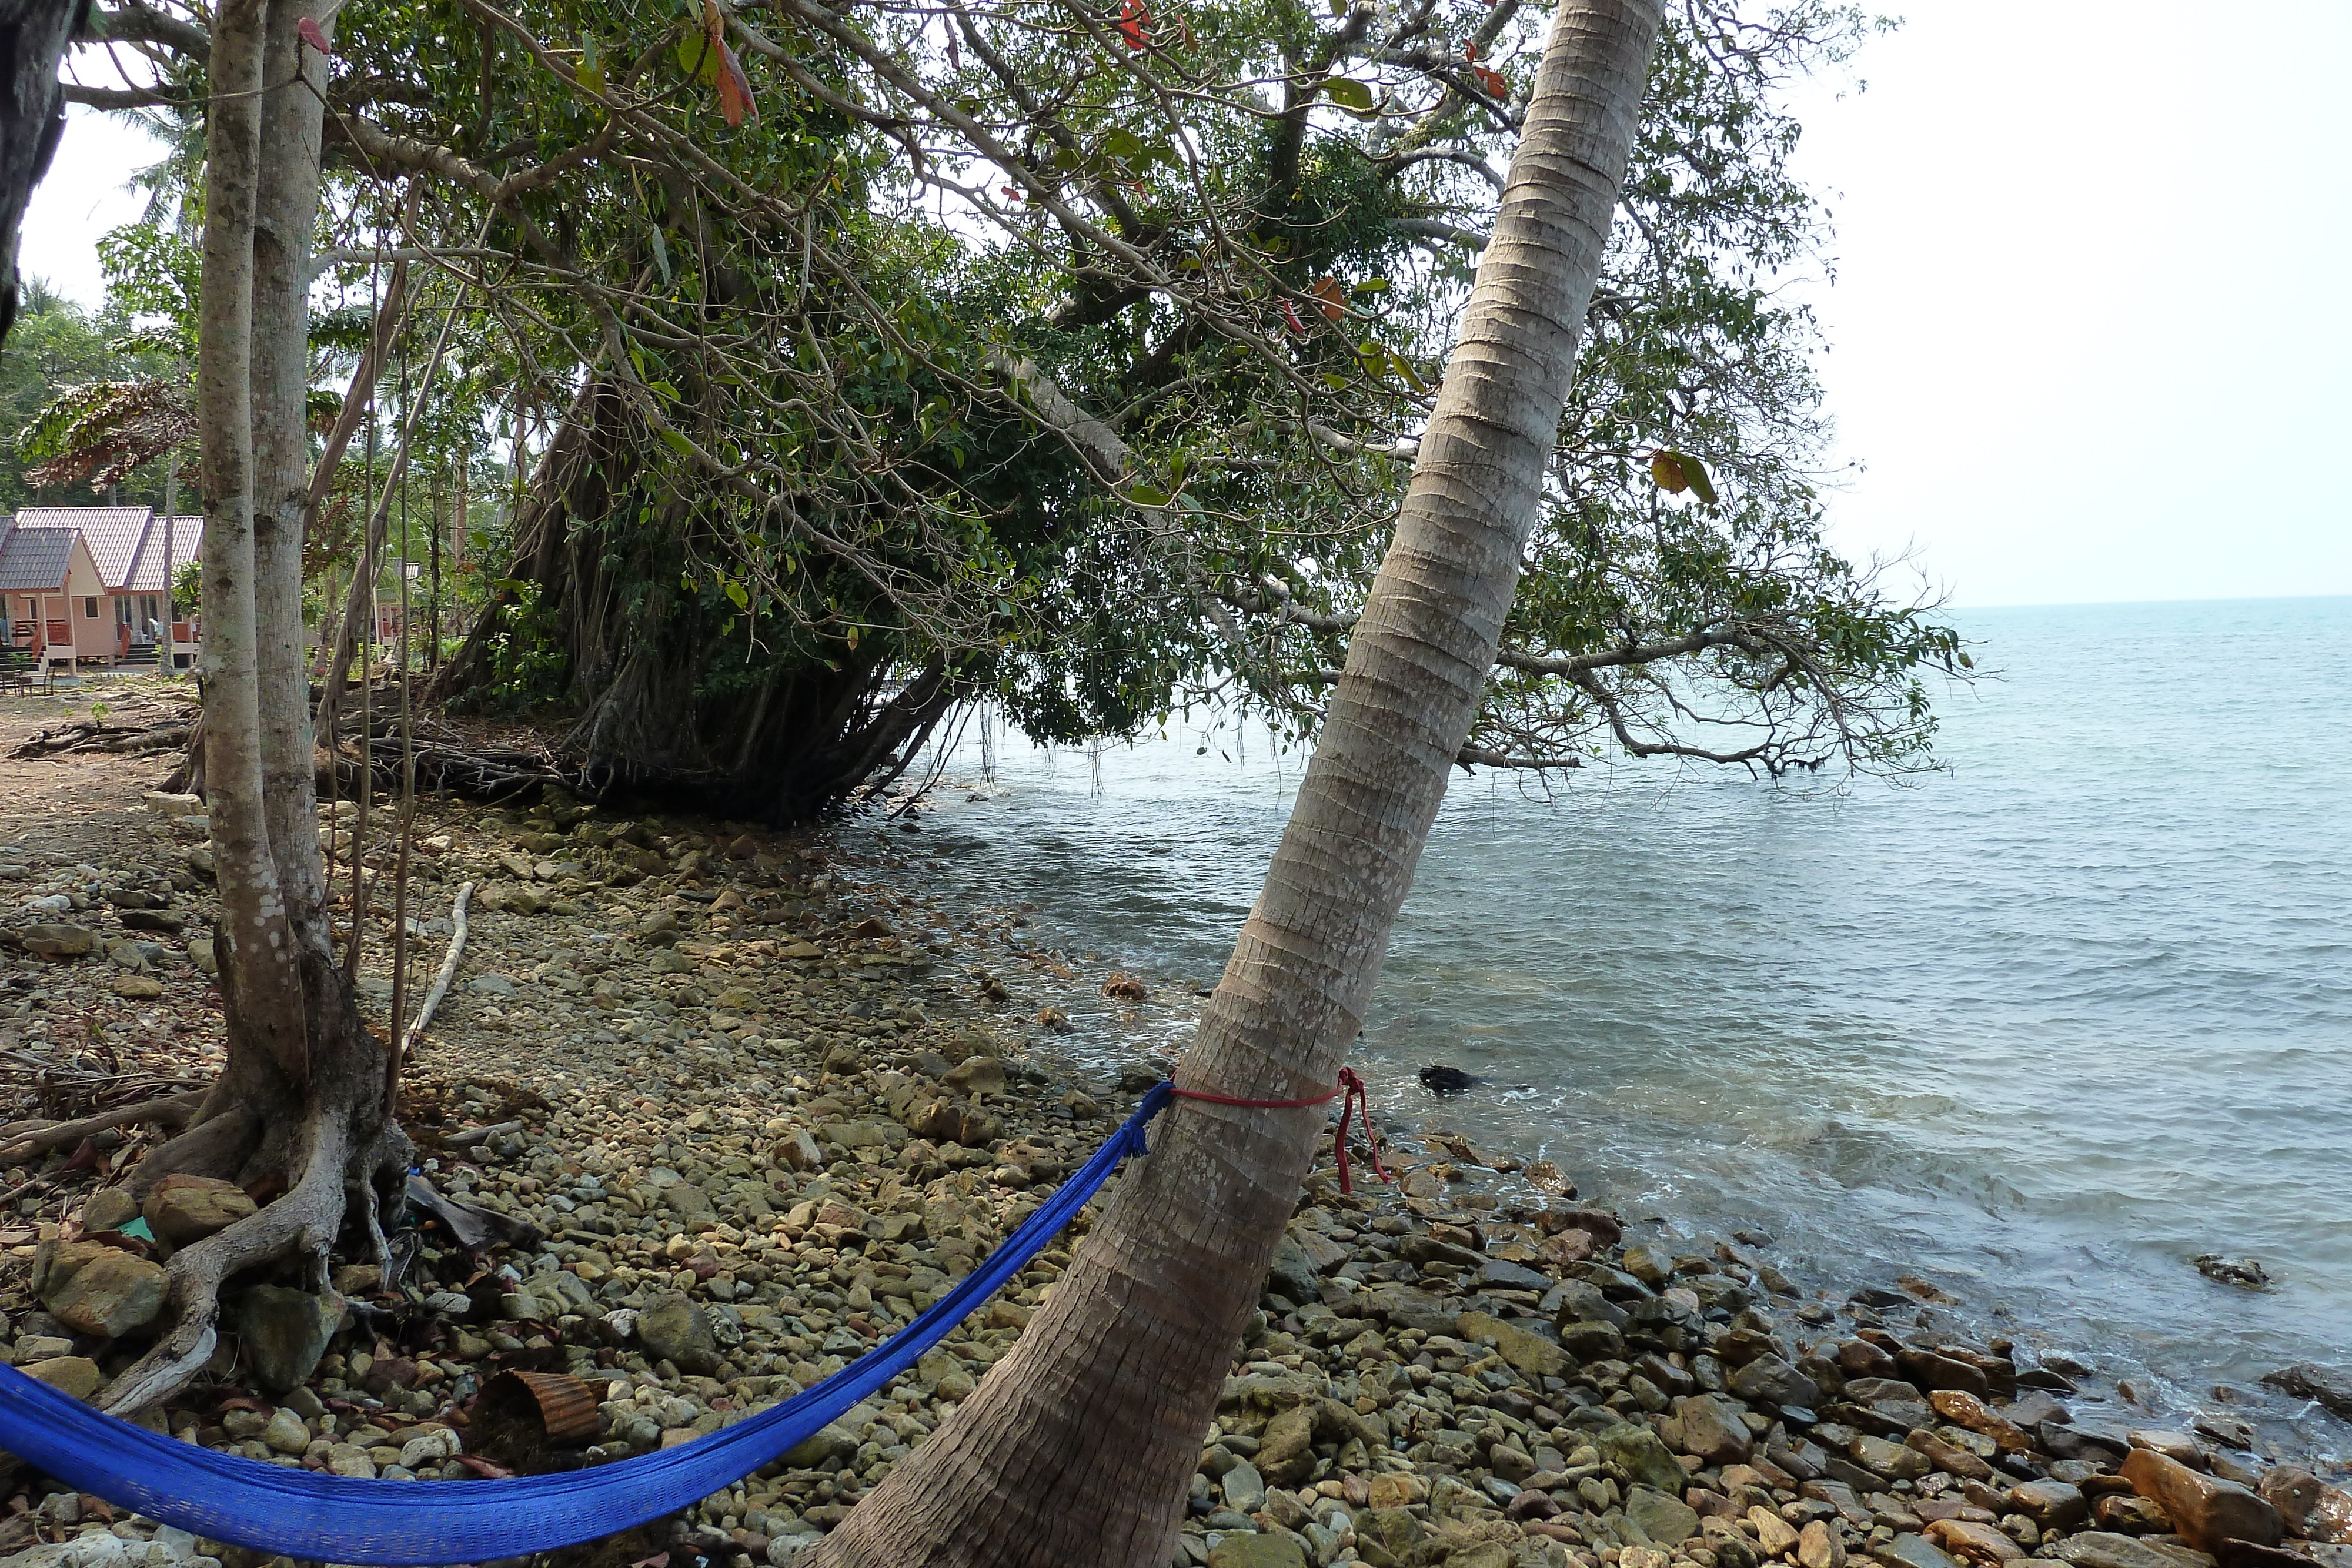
[
  {"x1": 126, "y1": 515, "x2": 202, "y2": 593},
  {"x1": 0, "y1": 527, "x2": 78, "y2": 591},
  {"x1": 16, "y1": 507, "x2": 151, "y2": 588}
]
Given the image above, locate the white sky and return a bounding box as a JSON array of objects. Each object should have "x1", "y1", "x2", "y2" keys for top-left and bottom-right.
[{"x1": 20, "y1": 2, "x2": 2352, "y2": 607}]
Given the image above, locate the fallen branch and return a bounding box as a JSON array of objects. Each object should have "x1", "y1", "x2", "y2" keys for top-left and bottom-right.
[
  {"x1": 0, "y1": 1088, "x2": 209, "y2": 1165},
  {"x1": 400, "y1": 881, "x2": 472, "y2": 1056},
  {"x1": 11, "y1": 716, "x2": 196, "y2": 760}
]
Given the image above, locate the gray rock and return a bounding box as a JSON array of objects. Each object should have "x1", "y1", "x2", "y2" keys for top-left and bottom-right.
[
  {"x1": 234, "y1": 1285, "x2": 344, "y2": 1392},
  {"x1": 1598, "y1": 1420, "x2": 1690, "y2": 1495},
  {"x1": 1264, "y1": 1234, "x2": 1321, "y2": 1305},
  {"x1": 639, "y1": 1290, "x2": 724, "y2": 1375},
  {"x1": 1548, "y1": 1277, "x2": 1631, "y2": 1330},
  {"x1": 1479, "y1": 1258, "x2": 1553, "y2": 1293},
  {"x1": 1729, "y1": 1353, "x2": 1820, "y2": 1409},
  {"x1": 2042, "y1": 1534, "x2": 2216, "y2": 1568},
  {"x1": 17, "y1": 922, "x2": 98, "y2": 958},
  {"x1": 1222, "y1": 1457, "x2": 1267, "y2": 1514},
  {"x1": 45, "y1": 1248, "x2": 168, "y2": 1338},
  {"x1": 467, "y1": 974, "x2": 518, "y2": 997},
  {"x1": 1870, "y1": 1536, "x2": 1963, "y2": 1568},
  {"x1": 1626, "y1": 1486, "x2": 1700, "y2": 1546},
  {"x1": 1207, "y1": 1535, "x2": 1305, "y2": 1568},
  {"x1": 81, "y1": 1188, "x2": 138, "y2": 1232},
  {"x1": 781, "y1": 1422, "x2": 858, "y2": 1468},
  {"x1": 1559, "y1": 1319, "x2": 1628, "y2": 1362},
  {"x1": 2263, "y1": 1364, "x2": 2352, "y2": 1420},
  {"x1": 1675, "y1": 1392, "x2": 1753, "y2": 1466},
  {"x1": 663, "y1": 1182, "x2": 717, "y2": 1219}
]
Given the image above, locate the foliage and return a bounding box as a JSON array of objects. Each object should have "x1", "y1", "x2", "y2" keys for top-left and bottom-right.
[{"x1": 68, "y1": 0, "x2": 1965, "y2": 805}]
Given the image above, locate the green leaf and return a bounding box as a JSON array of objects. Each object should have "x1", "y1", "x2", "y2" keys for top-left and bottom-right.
[
  {"x1": 724, "y1": 578, "x2": 750, "y2": 609},
  {"x1": 579, "y1": 34, "x2": 606, "y2": 93},
  {"x1": 1352, "y1": 278, "x2": 1391, "y2": 295},
  {"x1": 1125, "y1": 483, "x2": 1170, "y2": 507},
  {"x1": 675, "y1": 25, "x2": 721, "y2": 85},
  {"x1": 1319, "y1": 77, "x2": 1375, "y2": 114},
  {"x1": 649, "y1": 225, "x2": 672, "y2": 286},
  {"x1": 660, "y1": 427, "x2": 694, "y2": 457}
]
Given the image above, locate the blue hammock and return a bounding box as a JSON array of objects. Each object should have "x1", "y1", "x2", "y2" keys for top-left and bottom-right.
[{"x1": 0, "y1": 1082, "x2": 1174, "y2": 1565}]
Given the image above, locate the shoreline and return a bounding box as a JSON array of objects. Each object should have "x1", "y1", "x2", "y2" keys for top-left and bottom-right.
[{"x1": 0, "y1": 737, "x2": 2345, "y2": 1568}]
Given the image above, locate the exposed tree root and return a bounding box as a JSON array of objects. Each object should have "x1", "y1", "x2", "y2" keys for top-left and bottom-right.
[
  {"x1": 98, "y1": 1107, "x2": 358, "y2": 1417},
  {"x1": 0, "y1": 1088, "x2": 208, "y2": 1166},
  {"x1": 123, "y1": 1104, "x2": 259, "y2": 1202},
  {"x1": 8, "y1": 719, "x2": 196, "y2": 761}
]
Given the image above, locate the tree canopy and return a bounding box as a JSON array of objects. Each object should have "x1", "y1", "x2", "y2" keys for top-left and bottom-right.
[{"x1": 54, "y1": 0, "x2": 1965, "y2": 814}]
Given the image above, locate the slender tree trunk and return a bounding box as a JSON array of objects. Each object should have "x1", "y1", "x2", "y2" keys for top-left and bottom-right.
[
  {"x1": 98, "y1": 0, "x2": 403, "y2": 1417},
  {"x1": 805, "y1": 4, "x2": 1663, "y2": 1564},
  {"x1": 189, "y1": 0, "x2": 308, "y2": 1088}
]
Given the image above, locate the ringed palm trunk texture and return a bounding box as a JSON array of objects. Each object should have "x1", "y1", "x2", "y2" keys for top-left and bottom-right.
[{"x1": 807, "y1": 3, "x2": 1665, "y2": 1564}]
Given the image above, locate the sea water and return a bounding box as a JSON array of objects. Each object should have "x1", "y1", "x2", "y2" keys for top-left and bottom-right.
[{"x1": 863, "y1": 597, "x2": 2352, "y2": 1443}]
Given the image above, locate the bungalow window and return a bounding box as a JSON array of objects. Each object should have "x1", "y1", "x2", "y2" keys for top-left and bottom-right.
[
  {"x1": 83, "y1": 597, "x2": 100, "y2": 618},
  {"x1": 116, "y1": 597, "x2": 133, "y2": 626}
]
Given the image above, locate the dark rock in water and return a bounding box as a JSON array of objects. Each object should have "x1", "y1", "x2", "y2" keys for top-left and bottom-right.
[
  {"x1": 1419, "y1": 1064, "x2": 1479, "y2": 1096},
  {"x1": 2263, "y1": 1364, "x2": 2352, "y2": 1419},
  {"x1": 2195, "y1": 1255, "x2": 2271, "y2": 1290}
]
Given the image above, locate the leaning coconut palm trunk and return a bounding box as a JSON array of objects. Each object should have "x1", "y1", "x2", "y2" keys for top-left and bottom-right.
[{"x1": 803, "y1": 3, "x2": 1668, "y2": 1564}]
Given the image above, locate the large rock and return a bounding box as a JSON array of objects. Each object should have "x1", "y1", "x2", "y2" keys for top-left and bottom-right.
[
  {"x1": 1255, "y1": 1405, "x2": 1317, "y2": 1485},
  {"x1": 234, "y1": 1285, "x2": 344, "y2": 1392},
  {"x1": 22, "y1": 1356, "x2": 103, "y2": 1399},
  {"x1": 2044, "y1": 1533, "x2": 2218, "y2": 1568},
  {"x1": 1207, "y1": 1533, "x2": 1306, "y2": 1568},
  {"x1": 2122, "y1": 1447, "x2": 2283, "y2": 1553},
  {"x1": 81, "y1": 1188, "x2": 139, "y2": 1232},
  {"x1": 781, "y1": 1423, "x2": 858, "y2": 1468},
  {"x1": 45, "y1": 1248, "x2": 168, "y2": 1338},
  {"x1": 1455, "y1": 1310, "x2": 1568, "y2": 1379},
  {"x1": 16, "y1": 923, "x2": 99, "y2": 958},
  {"x1": 1627, "y1": 1487, "x2": 1700, "y2": 1546},
  {"x1": 1599, "y1": 1421, "x2": 1691, "y2": 1495},
  {"x1": 1560, "y1": 1319, "x2": 1629, "y2": 1362},
  {"x1": 639, "y1": 1290, "x2": 724, "y2": 1375},
  {"x1": 1872, "y1": 1536, "x2": 1963, "y2": 1568},
  {"x1": 143, "y1": 1174, "x2": 258, "y2": 1246},
  {"x1": 2261, "y1": 1366, "x2": 2352, "y2": 1421},
  {"x1": 1675, "y1": 1392, "x2": 1754, "y2": 1466},
  {"x1": 1730, "y1": 1354, "x2": 1820, "y2": 1409},
  {"x1": 2008, "y1": 1481, "x2": 2090, "y2": 1531},
  {"x1": 1853, "y1": 1433, "x2": 1933, "y2": 1483},
  {"x1": 1925, "y1": 1520, "x2": 2023, "y2": 1564},
  {"x1": 2260, "y1": 1467, "x2": 2352, "y2": 1544},
  {"x1": 1263, "y1": 1235, "x2": 1322, "y2": 1305}
]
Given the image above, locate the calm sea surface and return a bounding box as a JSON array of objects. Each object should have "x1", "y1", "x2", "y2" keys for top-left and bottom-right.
[{"x1": 853, "y1": 597, "x2": 2352, "y2": 1443}]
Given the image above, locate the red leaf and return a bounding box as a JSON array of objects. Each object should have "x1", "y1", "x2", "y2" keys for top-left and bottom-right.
[
  {"x1": 452, "y1": 1453, "x2": 514, "y2": 1479},
  {"x1": 1311, "y1": 276, "x2": 1348, "y2": 321},
  {"x1": 1279, "y1": 300, "x2": 1306, "y2": 335},
  {"x1": 296, "y1": 15, "x2": 333, "y2": 55},
  {"x1": 1472, "y1": 65, "x2": 1508, "y2": 97},
  {"x1": 716, "y1": 41, "x2": 757, "y2": 126},
  {"x1": 1117, "y1": 0, "x2": 1150, "y2": 48}
]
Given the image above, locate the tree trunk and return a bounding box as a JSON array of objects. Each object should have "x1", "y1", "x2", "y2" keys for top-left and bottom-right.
[
  {"x1": 435, "y1": 377, "x2": 964, "y2": 821},
  {"x1": 803, "y1": 4, "x2": 1663, "y2": 1564},
  {"x1": 98, "y1": 0, "x2": 403, "y2": 1417},
  {"x1": 0, "y1": 0, "x2": 83, "y2": 346}
]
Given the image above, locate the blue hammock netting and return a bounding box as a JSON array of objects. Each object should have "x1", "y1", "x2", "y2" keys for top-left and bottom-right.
[{"x1": 0, "y1": 1083, "x2": 1175, "y2": 1566}]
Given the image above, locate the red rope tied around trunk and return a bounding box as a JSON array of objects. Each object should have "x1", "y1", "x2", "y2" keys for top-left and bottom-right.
[{"x1": 1168, "y1": 1066, "x2": 1391, "y2": 1193}]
